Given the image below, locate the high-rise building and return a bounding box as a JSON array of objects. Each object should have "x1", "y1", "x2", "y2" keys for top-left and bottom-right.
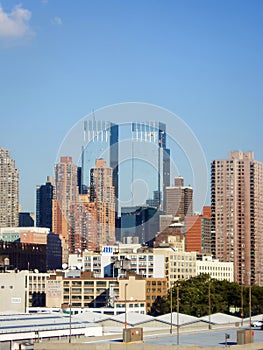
[
  {"x1": 211, "y1": 151, "x2": 263, "y2": 286},
  {"x1": 90, "y1": 159, "x2": 115, "y2": 245},
  {"x1": 52, "y1": 156, "x2": 78, "y2": 263},
  {"x1": 81, "y1": 120, "x2": 119, "y2": 205},
  {"x1": 131, "y1": 122, "x2": 170, "y2": 210},
  {"x1": 47, "y1": 232, "x2": 62, "y2": 270},
  {"x1": 0, "y1": 147, "x2": 19, "y2": 227},
  {"x1": 165, "y1": 177, "x2": 193, "y2": 220},
  {"x1": 185, "y1": 206, "x2": 211, "y2": 254},
  {"x1": 19, "y1": 212, "x2": 34, "y2": 227},
  {"x1": 77, "y1": 166, "x2": 87, "y2": 194},
  {"x1": 200, "y1": 206, "x2": 213, "y2": 255},
  {"x1": 36, "y1": 176, "x2": 54, "y2": 230},
  {"x1": 69, "y1": 195, "x2": 97, "y2": 253},
  {"x1": 120, "y1": 205, "x2": 159, "y2": 244},
  {"x1": 81, "y1": 120, "x2": 119, "y2": 241}
]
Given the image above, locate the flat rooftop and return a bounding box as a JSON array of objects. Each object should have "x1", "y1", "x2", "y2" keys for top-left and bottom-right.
[
  {"x1": 144, "y1": 327, "x2": 263, "y2": 348},
  {"x1": 85, "y1": 326, "x2": 263, "y2": 348}
]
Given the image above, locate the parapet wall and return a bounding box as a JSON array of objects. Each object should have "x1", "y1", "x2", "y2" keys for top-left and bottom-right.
[{"x1": 34, "y1": 341, "x2": 263, "y2": 350}]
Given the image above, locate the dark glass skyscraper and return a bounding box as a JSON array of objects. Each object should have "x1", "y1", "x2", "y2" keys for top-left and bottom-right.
[
  {"x1": 36, "y1": 176, "x2": 54, "y2": 230},
  {"x1": 131, "y1": 121, "x2": 170, "y2": 210},
  {"x1": 120, "y1": 205, "x2": 159, "y2": 244},
  {"x1": 80, "y1": 120, "x2": 170, "y2": 244}
]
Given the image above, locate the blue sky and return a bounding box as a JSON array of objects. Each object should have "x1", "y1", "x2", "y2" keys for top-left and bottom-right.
[{"x1": 0, "y1": 0, "x2": 262, "y2": 212}]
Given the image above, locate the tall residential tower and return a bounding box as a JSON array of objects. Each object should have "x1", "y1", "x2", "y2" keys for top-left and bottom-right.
[
  {"x1": 211, "y1": 151, "x2": 263, "y2": 286},
  {"x1": 90, "y1": 158, "x2": 115, "y2": 246},
  {"x1": 0, "y1": 147, "x2": 19, "y2": 227},
  {"x1": 52, "y1": 156, "x2": 78, "y2": 262},
  {"x1": 165, "y1": 177, "x2": 193, "y2": 220}
]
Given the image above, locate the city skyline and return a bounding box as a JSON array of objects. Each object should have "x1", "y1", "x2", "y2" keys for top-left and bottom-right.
[{"x1": 0, "y1": 0, "x2": 262, "y2": 211}]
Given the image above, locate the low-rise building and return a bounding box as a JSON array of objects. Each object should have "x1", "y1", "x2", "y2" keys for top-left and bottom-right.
[
  {"x1": 0, "y1": 227, "x2": 49, "y2": 243},
  {"x1": 46, "y1": 270, "x2": 168, "y2": 315},
  {"x1": 0, "y1": 269, "x2": 55, "y2": 312},
  {"x1": 196, "y1": 255, "x2": 234, "y2": 282},
  {"x1": 69, "y1": 244, "x2": 165, "y2": 279},
  {"x1": 46, "y1": 271, "x2": 120, "y2": 310},
  {"x1": 154, "y1": 247, "x2": 197, "y2": 287},
  {"x1": 0, "y1": 270, "x2": 27, "y2": 313}
]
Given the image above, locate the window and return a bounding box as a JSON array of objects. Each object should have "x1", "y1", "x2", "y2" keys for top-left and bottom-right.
[
  {"x1": 72, "y1": 281, "x2": 81, "y2": 286},
  {"x1": 84, "y1": 281, "x2": 94, "y2": 286},
  {"x1": 97, "y1": 281, "x2": 106, "y2": 286},
  {"x1": 84, "y1": 288, "x2": 93, "y2": 294}
]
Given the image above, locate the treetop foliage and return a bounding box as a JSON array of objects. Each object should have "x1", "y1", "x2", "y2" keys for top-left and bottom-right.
[{"x1": 149, "y1": 274, "x2": 263, "y2": 317}]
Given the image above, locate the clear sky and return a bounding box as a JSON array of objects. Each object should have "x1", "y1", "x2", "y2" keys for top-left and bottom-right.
[{"x1": 0, "y1": 0, "x2": 262, "y2": 212}]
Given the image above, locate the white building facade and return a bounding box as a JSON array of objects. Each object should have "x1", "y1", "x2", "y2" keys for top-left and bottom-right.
[{"x1": 196, "y1": 255, "x2": 234, "y2": 282}]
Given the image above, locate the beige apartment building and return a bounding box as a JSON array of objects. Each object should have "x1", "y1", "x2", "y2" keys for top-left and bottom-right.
[
  {"x1": 52, "y1": 156, "x2": 79, "y2": 263},
  {"x1": 154, "y1": 248, "x2": 197, "y2": 288},
  {"x1": 211, "y1": 151, "x2": 263, "y2": 286},
  {"x1": 154, "y1": 247, "x2": 234, "y2": 288},
  {"x1": 90, "y1": 159, "x2": 116, "y2": 246}
]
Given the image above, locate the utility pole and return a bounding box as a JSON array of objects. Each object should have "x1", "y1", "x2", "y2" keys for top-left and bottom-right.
[
  {"x1": 208, "y1": 278, "x2": 211, "y2": 329},
  {"x1": 249, "y1": 272, "x2": 252, "y2": 331},
  {"x1": 124, "y1": 283, "x2": 128, "y2": 329},
  {"x1": 170, "y1": 283, "x2": 173, "y2": 334},
  {"x1": 69, "y1": 283, "x2": 72, "y2": 343},
  {"x1": 176, "y1": 283, "x2": 180, "y2": 346},
  {"x1": 241, "y1": 272, "x2": 244, "y2": 326}
]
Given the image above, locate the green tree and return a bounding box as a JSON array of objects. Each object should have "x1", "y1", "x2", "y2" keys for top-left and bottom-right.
[{"x1": 149, "y1": 274, "x2": 263, "y2": 318}]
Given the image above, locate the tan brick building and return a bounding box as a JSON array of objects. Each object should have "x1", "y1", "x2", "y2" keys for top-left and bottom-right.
[{"x1": 211, "y1": 151, "x2": 263, "y2": 286}]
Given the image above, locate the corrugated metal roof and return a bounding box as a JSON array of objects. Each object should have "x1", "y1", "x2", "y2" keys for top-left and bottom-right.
[
  {"x1": 110, "y1": 312, "x2": 154, "y2": 325},
  {"x1": 244, "y1": 314, "x2": 263, "y2": 322},
  {"x1": 156, "y1": 312, "x2": 200, "y2": 326},
  {"x1": 200, "y1": 313, "x2": 241, "y2": 324},
  {"x1": 73, "y1": 312, "x2": 111, "y2": 323},
  {"x1": 0, "y1": 312, "x2": 95, "y2": 334}
]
